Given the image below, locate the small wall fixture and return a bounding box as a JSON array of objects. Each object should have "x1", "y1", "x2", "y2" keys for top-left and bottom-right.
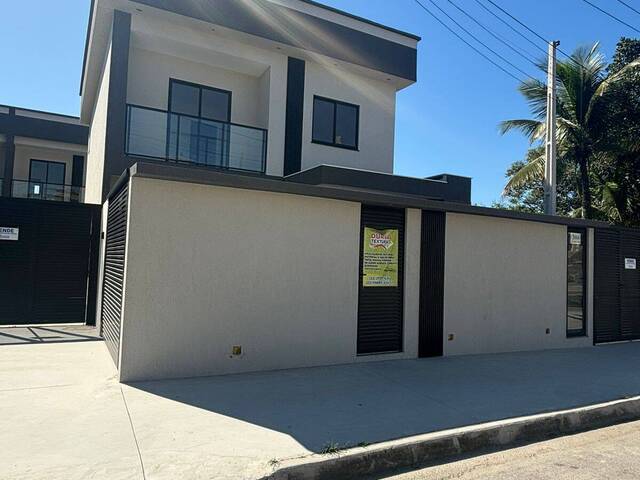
[
  {"x1": 232, "y1": 345, "x2": 242, "y2": 356},
  {"x1": 448, "y1": 334, "x2": 455, "y2": 341},
  {"x1": 546, "y1": 328, "x2": 551, "y2": 335}
]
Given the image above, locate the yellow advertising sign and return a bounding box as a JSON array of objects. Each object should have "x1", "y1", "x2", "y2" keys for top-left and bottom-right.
[{"x1": 362, "y1": 227, "x2": 399, "y2": 287}]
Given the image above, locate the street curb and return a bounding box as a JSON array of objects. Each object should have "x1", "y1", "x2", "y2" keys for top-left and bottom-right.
[{"x1": 261, "y1": 395, "x2": 640, "y2": 480}]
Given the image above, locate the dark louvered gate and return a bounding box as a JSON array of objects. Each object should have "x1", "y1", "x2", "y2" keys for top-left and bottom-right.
[
  {"x1": 357, "y1": 205, "x2": 405, "y2": 355},
  {"x1": 594, "y1": 227, "x2": 640, "y2": 344},
  {"x1": 0, "y1": 197, "x2": 100, "y2": 325},
  {"x1": 100, "y1": 179, "x2": 129, "y2": 366}
]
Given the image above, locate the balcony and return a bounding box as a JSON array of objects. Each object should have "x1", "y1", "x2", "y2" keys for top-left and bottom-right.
[
  {"x1": 125, "y1": 105, "x2": 267, "y2": 174},
  {"x1": 11, "y1": 180, "x2": 84, "y2": 203}
]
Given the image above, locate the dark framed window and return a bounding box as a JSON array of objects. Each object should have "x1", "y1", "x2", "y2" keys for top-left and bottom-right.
[
  {"x1": 29, "y1": 159, "x2": 66, "y2": 185},
  {"x1": 28, "y1": 159, "x2": 67, "y2": 201},
  {"x1": 567, "y1": 228, "x2": 587, "y2": 337},
  {"x1": 168, "y1": 79, "x2": 232, "y2": 166},
  {"x1": 169, "y1": 79, "x2": 231, "y2": 122},
  {"x1": 312, "y1": 96, "x2": 359, "y2": 150}
]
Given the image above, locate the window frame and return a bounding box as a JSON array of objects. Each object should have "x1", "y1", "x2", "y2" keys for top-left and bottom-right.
[
  {"x1": 566, "y1": 227, "x2": 588, "y2": 338},
  {"x1": 29, "y1": 159, "x2": 67, "y2": 185},
  {"x1": 168, "y1": 78, "x2": 232, "y2": 122},
  {"x1": 311, "y1": 95, "x2": 360, "y2": 151}
]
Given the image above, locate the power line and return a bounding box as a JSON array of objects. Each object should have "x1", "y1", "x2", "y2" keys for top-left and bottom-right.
[
  {"x1": 616, "y1": 0, "x2": 640, "y2": 16},
  {"x1": 581, "y1": 0, "x2": 640, "y2": 34},
  {"x1": 470, "y1": 0, "x2": 548, "y2": 57},
  {"x1": 416, "y1": 0, "x2": 537, "y2": 80},
  {"x1": 413, "y1": 0, "x2": 526, "y2": 82},
  {"x1": 446, "y1": 0, "x2": 539, "y2": 66},
  {"x1": 479, "y1": 0, "x2": 590, "y2": 71}
]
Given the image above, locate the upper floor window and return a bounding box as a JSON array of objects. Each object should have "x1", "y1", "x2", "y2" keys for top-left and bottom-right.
[
  {"x1": 312, "y1": 96, "x2": 359, "y2": 150},
  {"x1": 169, "y1": 79, "x2": 231, "y2": 122}
]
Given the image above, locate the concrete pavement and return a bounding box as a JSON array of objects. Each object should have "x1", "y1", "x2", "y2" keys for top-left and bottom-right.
[
  {"x1": 379, "y1": 419, "x2": 640, "y2": 479},
  {"x1": 2, "y1": 337, "x2": 640, "y2": 479}
]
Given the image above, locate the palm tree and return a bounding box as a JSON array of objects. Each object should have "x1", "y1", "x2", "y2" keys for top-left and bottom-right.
[{"x1": 500, "y1": 43, "x2": 639, "y2": 219}]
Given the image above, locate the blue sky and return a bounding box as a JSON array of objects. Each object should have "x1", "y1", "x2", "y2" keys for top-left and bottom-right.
[{"x1": 1, "y1": 0, "x2": 637, "y2": 205}]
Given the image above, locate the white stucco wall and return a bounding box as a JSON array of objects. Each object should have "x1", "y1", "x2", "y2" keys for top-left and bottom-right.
[
  {"x1": 85, "y1": 39, "x2": 112, "y2": 205},
  {"x1": 127, "y1": 47, "x2": 267, "y2": 129},
  {"x1": 119, "y1": 177, "x2": 365, "y2": 381},
  {"x1": 443, "y1": 213, "x2": 593, "y2": 356},
  {"x1": 301, "y1": 61, "x2": 397, "y2": 174}
]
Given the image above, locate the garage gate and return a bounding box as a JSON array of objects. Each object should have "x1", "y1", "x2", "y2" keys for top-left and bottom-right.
[
  {"x1": 594, "y1": 227, "x2": 640, "y2": 343},
  {"x1": 0, "y1": 197, "x2": 100, "y2": 325}
]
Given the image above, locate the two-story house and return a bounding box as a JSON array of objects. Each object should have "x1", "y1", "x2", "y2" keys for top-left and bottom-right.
[
  {"x1": 72, "y1": 0, "x2": 621, "y2": 384},
  {"x1": 80, "y1": 0, "x2": 435, "y2": 203}
]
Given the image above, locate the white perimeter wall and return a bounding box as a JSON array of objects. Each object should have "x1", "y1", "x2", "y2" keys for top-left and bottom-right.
[
  {"x1": 443, "y1": 213, "x2": 593, "y2": 356},
  {"x1": 117, "y1": 178, "x2": 420, "y2": 381},
  {"x1": 301, "y1": 62, "x2": 397, "y2": 174}
]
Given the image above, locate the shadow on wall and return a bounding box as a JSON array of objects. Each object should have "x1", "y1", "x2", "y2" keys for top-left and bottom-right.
[{"x1": 127, "y1": 343, "x2": 640, "y2": 453}]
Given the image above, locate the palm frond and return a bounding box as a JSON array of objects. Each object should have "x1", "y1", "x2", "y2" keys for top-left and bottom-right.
[
  {"x1": 499, "y1": 119, "x2": 545, "y2": 143},
  {"x1": 503, "y1": 154, "x2": 545, "y2": 195}
]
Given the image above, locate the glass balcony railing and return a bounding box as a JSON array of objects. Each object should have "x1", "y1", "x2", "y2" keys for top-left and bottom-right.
[
  {"x1": 11, "y1": 180, "x2": 84, "y2": 203},
  {"x1": 125, "y1": 104, "x2": 267, "y2": 174}
]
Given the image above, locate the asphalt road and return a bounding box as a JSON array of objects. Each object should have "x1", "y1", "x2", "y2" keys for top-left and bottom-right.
[{"x1": 379, "y1": 420, "x2": 640, "y2": 480}]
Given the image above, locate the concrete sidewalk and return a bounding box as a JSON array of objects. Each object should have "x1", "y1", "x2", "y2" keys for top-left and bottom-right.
[{"x1": 2, "y1": 341, "x2": 640, "y2": 479}]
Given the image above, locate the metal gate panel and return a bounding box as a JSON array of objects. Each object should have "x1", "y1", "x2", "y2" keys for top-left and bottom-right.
[
  {"x1": 100, "y1": 180, "x2": 129, "y2": 366},
  {"x1": 621, "y1": 231, "x2": 640, "y2": 339},
  {"x1": 594, "y1": 228, "x2": 640, "y2": 343},
  {"x1": 357, "y1": 205, "x2": 405, "y2": 355},
  {"x1": 0, "y1": 198, "x2": 99, "y2": 325}
]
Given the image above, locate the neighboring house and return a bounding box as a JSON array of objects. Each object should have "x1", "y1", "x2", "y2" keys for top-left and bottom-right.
[{"x1": 0, "y1": 106, "x2": 89, "y2": 203}]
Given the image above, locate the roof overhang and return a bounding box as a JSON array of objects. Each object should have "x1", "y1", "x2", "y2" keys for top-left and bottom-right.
[{"x1": 80, "y1": 0, "x2": 420, "y2": 118}]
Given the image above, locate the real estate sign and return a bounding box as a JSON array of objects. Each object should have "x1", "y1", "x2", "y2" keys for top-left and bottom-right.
[
  {"x1": 0, "y1": 227, "x2": 19, "y2": 241},
  {"x1": 362, "y1": 227, "x2": 398, "y2": 287}
]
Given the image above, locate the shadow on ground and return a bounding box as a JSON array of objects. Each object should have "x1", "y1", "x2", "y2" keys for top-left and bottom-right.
[
  {"x1": 128, "y1": 343, "x2": 640, "y2": 453},
  {"x1": 0, "y1": 325, "x2": 101, "y2": 346}
]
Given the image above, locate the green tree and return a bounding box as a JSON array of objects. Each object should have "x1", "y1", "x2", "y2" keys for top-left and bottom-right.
[{"x1": 499, "y1": 41, "x2": 639, "y2": 221}]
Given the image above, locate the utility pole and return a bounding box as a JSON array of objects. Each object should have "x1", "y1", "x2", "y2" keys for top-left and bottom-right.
[{"x1": 544, "y1": 40, "x2": 560, "y2": 216}]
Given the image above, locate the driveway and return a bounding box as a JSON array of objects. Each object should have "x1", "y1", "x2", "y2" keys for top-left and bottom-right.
[{"x1": 2, "y1": 336, "x2": 640, "y2": 479}]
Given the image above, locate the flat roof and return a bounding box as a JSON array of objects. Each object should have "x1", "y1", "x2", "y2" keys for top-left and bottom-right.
[{"x1": 123, "y1": 161, "x2": 610, "y2": 229}]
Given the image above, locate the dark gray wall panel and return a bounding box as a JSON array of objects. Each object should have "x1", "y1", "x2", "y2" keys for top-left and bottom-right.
[
  {"x1": 419, "y1": 210, "x2": 445, "y2": 357},
  {"x1": 103, "y1": 10, "x2": 132, "y2": 202},
  {"x1": 284, "y1": 57, "x2": 305, "y2": 176}
]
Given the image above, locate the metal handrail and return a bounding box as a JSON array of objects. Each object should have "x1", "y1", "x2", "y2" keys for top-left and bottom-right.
[{"x1": 125, "y1": 104, "x2": 268, "y2": 174}]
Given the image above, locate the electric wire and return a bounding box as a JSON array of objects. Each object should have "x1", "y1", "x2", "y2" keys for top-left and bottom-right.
[
  {"x1": 581, "y1": 0, "x2": 640, "y2": 34},
  {"x1": 445, "y1": 0, "x2": 539, "y2": 66},
  {"x1": 616, "y1": 0, "x2": 640, "y2": 16},
  {"x1": 478, "y1": 0, "x2": 591, "y2": 71},
  {"x1": 413, "y1": 0, "x2": 526, "y2": 82},
  {"x1": 422, "y1": 0, "x2": 537, "y2": 79},
  {"x1": 470, "y1": 0, "x2": 549, "y2": 57}
]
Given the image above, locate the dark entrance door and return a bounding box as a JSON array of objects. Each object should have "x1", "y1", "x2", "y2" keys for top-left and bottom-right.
[
  {"x1": 0, "y1": 197, "x2": 100, "y2": 325},
  {"x1": 594, "y1": 227, "x2": 640, "y2": 343},
  {"x1": 357, "y1": 205, "x2": 405, "y2": 355}
]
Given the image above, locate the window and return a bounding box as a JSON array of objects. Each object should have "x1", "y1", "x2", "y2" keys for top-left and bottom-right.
[
  {"x1": 169, "y1": 80, "x2": 231, "y2": 121},
  {"x1": 312, "y1": 96, "x2": 359, "y2": 149},
  {"x1": 168, "y1": 79, "x2": 232, "y2": 166},
  {"x1": 567, "y1": 229, "x2": 587, "y2": 337},
  {"x1": 28, "y1": 159, "x2": 66, "y2": 201}
]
